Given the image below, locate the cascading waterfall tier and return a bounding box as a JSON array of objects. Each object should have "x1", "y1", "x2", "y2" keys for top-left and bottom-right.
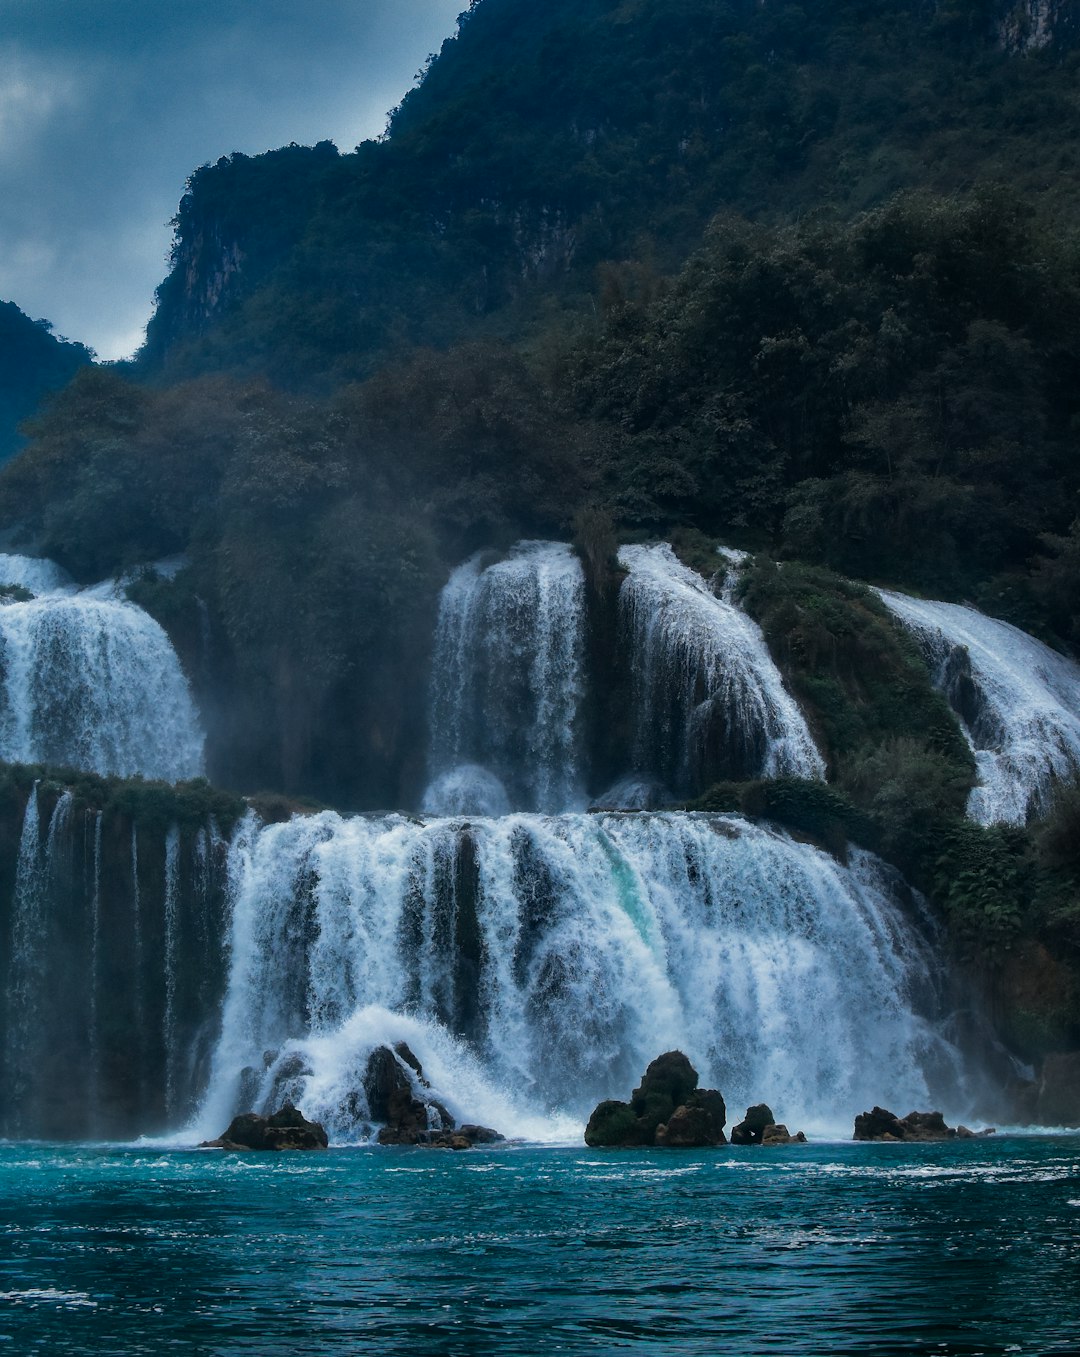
[
  {"x1": 424, "y1": 541, "x2": 586, "y2": 814},
  {"x1": 0, "y1": 553, "x2": 204, "y2": 781},
  {"x1": 196, "y1": 808, "x2": 967, "y2": 1143},
  {"x1": 616, "y1": 544, "x2": 825, "y2": 797},
  {"x1": 879, "y1": 589, "x2": 1080, "y2": 825}
]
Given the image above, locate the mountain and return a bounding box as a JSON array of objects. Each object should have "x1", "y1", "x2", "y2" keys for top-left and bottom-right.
[
  {"x1": 0, "y1": 302, "x2": 93, "y2": 463},
  {"x1": 141, "y1": 0, "x2": 1080, "y2": 386}
]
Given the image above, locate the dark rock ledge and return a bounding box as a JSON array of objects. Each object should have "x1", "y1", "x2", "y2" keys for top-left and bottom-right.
[
  {"x1": 730, "y1": 1102, "x2": 807, "y2": 1146},
  {"x1": 200, "y1": 1101, "x2": 328, "y2": 1151},
  {"x1": 201, "y1": 1042, "x2": 505, "y2": 1151},
  {"x1": 853, "y1": 1106, "x2": 996, "y2": 1142},
  {"x1": 362, "y1": 1042, "x2": 504, "y2": 1149},
  {"x1": 584, "y1": 1051, "x2": 727, "y2": 1147}
]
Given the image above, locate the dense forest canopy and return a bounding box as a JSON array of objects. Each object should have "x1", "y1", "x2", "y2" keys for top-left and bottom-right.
[{"x1": 1, "y1": 0, "x2": 1080, "y2": 1041}]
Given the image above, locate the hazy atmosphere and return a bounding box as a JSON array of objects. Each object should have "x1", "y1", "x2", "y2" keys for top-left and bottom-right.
[{"x1": 0, "y1": 0, "x2": 461, "y2": 358}]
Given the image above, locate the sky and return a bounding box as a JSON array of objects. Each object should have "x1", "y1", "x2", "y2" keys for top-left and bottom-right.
[{"x1": 0, "y1": 0, "x2": 464, "y2": 360}]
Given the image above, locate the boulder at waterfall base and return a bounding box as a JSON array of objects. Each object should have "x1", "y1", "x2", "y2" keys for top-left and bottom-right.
[
  {"x1": 853, "y1": 1107, "x2": 995, "y2": 1141},
  {"x1": 584, "y1": 1052, "x2": 726, "y2": 1147},
  {"x1": 200, "y1": 1102, "x2": 328, "y2": 1150},
  {"x1": 761, "y1": 1123, "x2": 807, "y2": 1145},
  {"x1": 363, "y1": 1042, "x2": 503, "y2": 1147},
  {"x1": 730, "y1": 1104, "x2": 776, "y2": 1145}
]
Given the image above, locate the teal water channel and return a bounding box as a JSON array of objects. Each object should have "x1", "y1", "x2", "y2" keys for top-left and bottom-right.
[{"x1": 0, "y1": 1138, "x2": 1077, "y2": 1354}]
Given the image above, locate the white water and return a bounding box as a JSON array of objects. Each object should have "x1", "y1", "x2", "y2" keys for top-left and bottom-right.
[
  {"x1": 194, "y1": 809, "x2": 967, "y2": 1143},
  {"x1": 4, "y1": 787, "x2": 77, "y2": 1132},
  {"x1": 0, "y1": 553, "x2": 204, "y2": 781},
  {"x1": 425, "y1": 541, "x2": 586, "y2": 814},
  {"x1": 879, "y1": 589, "x2": 1080, "y2": 824},
  {"x1": 617, "y1": 544, "x2": 825, "y2": 795},
  {"x1": 0, "y1": 554, "x2": 74, "y2": 596}
]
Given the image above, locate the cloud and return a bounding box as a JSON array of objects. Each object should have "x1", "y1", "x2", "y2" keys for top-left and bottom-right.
[{"x1": 0, "y1": 0, "x2": 463, "y2": 358}]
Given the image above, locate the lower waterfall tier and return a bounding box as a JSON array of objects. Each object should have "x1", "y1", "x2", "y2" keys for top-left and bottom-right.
[
  {"x1": 0, "y1": 789, "x2": 989, "y2": 1141},
  {"x1": 197, "y1": 809, "x2": 973, "y2": 1143}
]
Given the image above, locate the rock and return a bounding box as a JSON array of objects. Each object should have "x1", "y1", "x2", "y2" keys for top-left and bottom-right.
[
  {"x1": 361, "y1": 1044, "x2": 503, "y2": 1146},
  {"x1": 761, "y1": 1123, "x2": 807, "y2": 1145},
  {"x1": 853, "y1": 1106, "x2": 992, "y2": 1142},
  {"x1": 419, "y1": 1124, "x2": 505, "y2": 1150},
  {"x1": 584, "y1": 1099, "x2": 649, "y2": 1148},
  {"x1": 364, "y1": 1043, "x2": 443, "y2": 1145},
  {"x1": 630, "y1": 1051, "x2": 699, "y2": 1137},
  {"x1": 584, "y1": 1054, "x2": 726, "y2": 1148},
  {"x1": 730, "y1": 1103, "x2": 775, "y2": 1145},
  {"x1": 422, "y1": 1133, "x2": 473, "y2": 1150},
  {"x1": 1035, "y1": 1051, "x2": 1080, "y2": 1127},
  {"x1": 899, "y1": 1110, "x2": 954, "y2": 1142},
  {"x1": 853, "y1": 1106, "x2": 908, "y2": 1141},
  {"x1": 456, "y1": 1123, "x2": 505, "y2": 1145},
  {"x1": 656, "y1": 1104, "x2": 713, "y2": 1147},
  {"x1": 956, "y1": 1125, "x2": 996, "y2": 1139},
  {"x1": 200, "y1": 1101, "x2": 328, "y2": 1151}
]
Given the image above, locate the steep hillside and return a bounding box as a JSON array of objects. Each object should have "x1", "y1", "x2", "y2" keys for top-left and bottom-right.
[
  {"x1": 0, "y1": 302, "x2": 92, "y2": 463},
  {"x1": 142, "y1": 0, "x2": 1080, "y2": 385}
]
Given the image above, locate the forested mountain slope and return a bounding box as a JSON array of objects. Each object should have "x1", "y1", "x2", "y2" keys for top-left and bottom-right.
[{"x1": 143, "y1": 0, "x2": 1080, "y2": 385}]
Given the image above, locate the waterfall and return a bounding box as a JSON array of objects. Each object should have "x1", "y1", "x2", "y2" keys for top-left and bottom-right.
[
  {"x1": 5, "y1": 786, "x2": 44, "y2": 1130},
  {"x1": 616, "y1": 544, "x2": 825, "y2": 797},
  {"x1": 87, "y1": 810, "x2": 103, "y2": 1124},
  {"x1": 163, "y1": 825, "x2": 181, "y2": 1120},
  {"x1": 424, "y1": 541, "x2": 587, "y2": 814},
  {"x1": 878, "y1": 589, "x2": 1080, "y2": 824},
  {"x1": 195, "y1": 809, "x2": 967, "y2": 1143},
  {"x1": 5, "y1": 788, "x2": 82, "y2": 1133},
  {"x1": 0, "y1": 553, "x2": 75, "y2": 596},
  {"x1": 0, "y1": 791, "x2": 231, "y2": 1140},
  {"x1": 0, "y1": 594, "x2": 205, "y2": 781}
]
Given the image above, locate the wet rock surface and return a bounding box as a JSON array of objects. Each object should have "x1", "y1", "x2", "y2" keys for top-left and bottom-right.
[
  {"x1": 363, "y1": 1042, "x2": 503, "y2": 1148},
  {"x1": 761, "y1": 1123, "x2": 807, "y2": 1145},
  {"x1": 200, "y1": 1101, "x2": 329, "y2": 1151},
  {"x1": 585, "y1": 1052, "x2": 727, "y2": 1147},
  {"x1": 853, "y1": 1106, "x2": 995, "y2": 1141},
  {"x1": 730, "y1": 1103, "x2": 775, "y2": 1145}
]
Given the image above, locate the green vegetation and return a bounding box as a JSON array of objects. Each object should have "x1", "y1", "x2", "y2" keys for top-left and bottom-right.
[
  {"x1": 0, "y1": 762, "x2": 246, "y2": 834},
  {"x1": 0, "y1": 301, "x2": 92, "y2": 463}
]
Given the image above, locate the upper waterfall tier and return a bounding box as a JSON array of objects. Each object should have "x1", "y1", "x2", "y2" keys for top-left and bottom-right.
[
  {"x1": 617, "y1": 544, "x2": 825, "y2": 795},
  {"x1": 424, "y1": 541, "x2": 586, "y2": 814},
  {"x1": 196, "y1": 808, "x2": 967, "y2": 1143},
  {"x1": 878, "y1": 589, "x2": 1080, "y2": 825},
  {"x1": 0, "y1": 553, "x2": 204, "y2": 782}
]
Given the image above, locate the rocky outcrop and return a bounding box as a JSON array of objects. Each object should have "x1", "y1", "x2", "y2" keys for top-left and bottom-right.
[
  {"x1": 363, "y1": 1042, "x2": 503, "y2": 1148},
  {"x1": 853, "y1": 1106, "x2": 995, "y2": 1141},
  {"x1": 1035, "y1": 1051, "x2": 1080, "y2": 1127},
  {"x1": 729, "y1": 1104, "x2": 807, "y2": 1145},
  {"x1": 584, "y1": 1052, "x2": 726, "y2": 1147},
  {"x1": 730, "y1": 1103, "x2": 775, "y2": 1145},
  {"x1": 761, "y1": 1123, "x2": 807, "y2": 1145},
  {"x1": 201, "y1": 1101, "x2": 328, "y2": 1150}
]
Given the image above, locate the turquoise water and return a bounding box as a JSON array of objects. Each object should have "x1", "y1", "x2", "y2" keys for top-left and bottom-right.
[{"x1": 0, "y1": 1139, "x2": 1078, "y2": 1354}]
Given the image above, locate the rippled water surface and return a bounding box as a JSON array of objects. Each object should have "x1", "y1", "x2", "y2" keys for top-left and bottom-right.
[{"x1": 0, "y1": 1138, "x2": 1078, "y2": 1354}]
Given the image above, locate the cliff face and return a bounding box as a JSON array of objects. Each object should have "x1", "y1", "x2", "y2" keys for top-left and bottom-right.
[
  {"x1": 999, "y1": 0, "x2": 1079, "y2": 52},
  {"x1": 140, "y1": 0, "x2": 1080, "y2": 384}
]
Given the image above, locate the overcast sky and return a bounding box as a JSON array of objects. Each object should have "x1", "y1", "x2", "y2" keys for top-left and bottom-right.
[{"x1": 0, "y1": 0, "x2": 463, "y2": 360}]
